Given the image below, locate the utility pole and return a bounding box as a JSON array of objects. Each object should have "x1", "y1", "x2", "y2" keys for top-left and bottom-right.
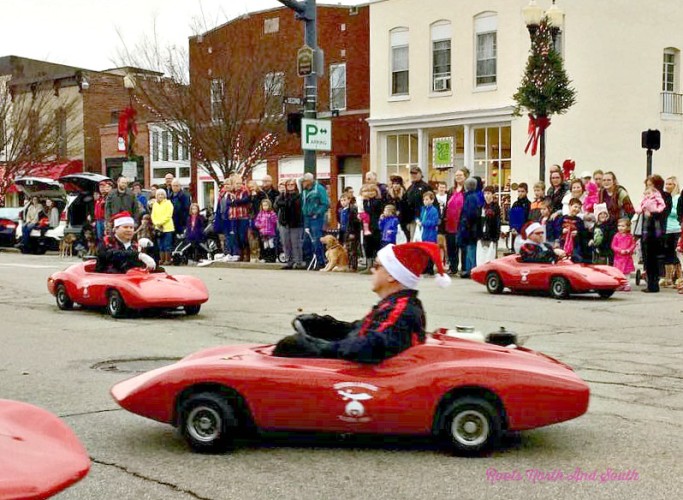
[{"x1": 277, "y1": 0, "x2": 318, "y2": 175}]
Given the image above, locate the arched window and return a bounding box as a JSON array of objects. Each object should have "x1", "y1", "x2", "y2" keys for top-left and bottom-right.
[
  {"x1": 663, "y1": 48, "x2": 680, "y2": 93},
  {"x1": 390, "y1": 27, "x2": 409, "y2": 95},
  {"x1": 474, "y1": 12, "x2": 497, "y2": 87},
  {"x1": 431, "y1": 21, "x2": 452, "y2": 92}
]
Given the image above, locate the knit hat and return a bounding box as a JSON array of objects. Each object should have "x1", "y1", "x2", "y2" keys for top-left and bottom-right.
[
  {"x1": 112, "y1": 211, "x2": 135, "y2": 228},
  {"x1": 593, "y1": 203, "x2": 608, "y2": 220},
  {"x1": 376, "y1": 242, "x2": 451, "y2": 289}
]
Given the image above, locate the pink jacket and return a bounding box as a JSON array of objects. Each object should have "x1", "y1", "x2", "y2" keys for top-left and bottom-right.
[
  {"x1": 445, "y1": 190, "x2": 464, "y2": 234},
  {"x1": 254, "y1": 210, "x2": 278, "y2": 237},
  {"x1": 635, "y1": 190, "x2": 665, "y2": 215},
  {"x1": 611, "y1": 232, "x2": 636, "y2": 255}
]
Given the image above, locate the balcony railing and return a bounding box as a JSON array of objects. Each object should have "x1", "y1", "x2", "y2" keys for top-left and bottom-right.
[{"x1": 662, "y1": 91, "x2": 683, "y2": 114}]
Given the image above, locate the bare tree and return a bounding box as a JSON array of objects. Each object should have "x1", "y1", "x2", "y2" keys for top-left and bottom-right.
[
  {"x1": 116, "y1": 21, "x2": 286, "y2": 185},
  {"x1": 0, "y1": 78, "x2": 80, "y2": 206}
]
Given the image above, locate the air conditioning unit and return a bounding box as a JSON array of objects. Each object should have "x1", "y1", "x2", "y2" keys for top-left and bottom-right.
[
  {"x1": 349, "y1": 6, "x2": 359, "y2": 15},
  {"x1": 433, "y1": 76, "x2": 451, "y2": 92}
]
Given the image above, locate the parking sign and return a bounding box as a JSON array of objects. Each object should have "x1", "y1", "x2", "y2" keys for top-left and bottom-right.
[{"x1": 301, "y1": 118, "x2": 332, "y2": 151}]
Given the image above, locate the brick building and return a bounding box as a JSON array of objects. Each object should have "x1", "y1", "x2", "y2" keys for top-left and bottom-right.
[{"x1": 189, "y1": 4, "x2": 370, "y2": 210}]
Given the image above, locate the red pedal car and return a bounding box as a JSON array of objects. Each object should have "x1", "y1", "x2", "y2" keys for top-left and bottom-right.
[
  {"x1": 111, "y1": 330, "x2": 590, "y2": 456},
  {"x1": 471, "y1": 254, "x2": 628, "y2": 299},
  {"x1": 0, "y1": 399, "x2": 90, "y2": 499},
  {"x1": 47, "y1": 260, "x2": 209, "y2": 318}
]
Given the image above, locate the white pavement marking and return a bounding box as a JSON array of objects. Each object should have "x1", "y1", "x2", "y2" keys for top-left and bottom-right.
[{"x1": 0, "y1": 263, "x2": 60, "y2": 269}]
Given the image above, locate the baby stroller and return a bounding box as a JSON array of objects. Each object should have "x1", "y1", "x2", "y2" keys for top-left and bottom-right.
[{"x1": 171, "y1": 209, "x2": 219, "y2": 265}]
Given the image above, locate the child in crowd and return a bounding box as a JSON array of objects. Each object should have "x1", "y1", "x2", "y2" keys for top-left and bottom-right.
[
  {"x1": 254, "y1": 198, "x2": 278, "y2": 263},
  {"x1": 635, "y1": 183, "x2": 666, "y2": 216},
  {"x1": 583, "y1": 180, "x2": 599, "y2": 214},
  {"x1": 528, "y1": 181, "x2": 546, "y2": 221},
  {"x1": 340, "y1": 194, "x2": 361, "y2": 271},
  {"x1": 379, "y1": 204, "x2": 400, "y2": 248},
  {"x1": 611, "y1": 218, "x2": 637, "y2": 291},
  {"x1": 509, "y1": 183, "x2": 531, "y2": 250},
  {"x1": 418, "y1": 191, "x2": 440, "y2": 274},
  {"x1": 582, "y1": 213, "x2": 597, "y2": 263},
  {"x1": 338, "y1": 194, "x2": 351, "y2": 244},
  {"x1": 477, "y1": 186, "x2": 501, "y2": 266},
  {"x1": 435, "y1": 182, "x2": 449, "y2": 266},
  {"x1": 559, "y1": 198, "x2": 586, "y2": 262},
  {"x1": 592, "y1": 204, "x2": 616, "y2": 265},
  {"x1": 183, "y1": 203, "x2": 207, "y2": 263},
  {"x1": 136, "y1": 214, "x2": 159, "y2": 263},
  {"x1": 540, "y1": 200, "x2": 560, "y2": 245}
]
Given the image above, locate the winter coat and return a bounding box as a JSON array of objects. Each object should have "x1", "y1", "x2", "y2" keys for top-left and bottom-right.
[
  {"x1": 254, "y1": 210, "x2": 278, "y2": 238},
  {"x1": 520, "y1": 241, "x2": 557, "y2": 263},
  {"x1": 169, "y1": 190, "x2": 191, "y2": 233},
  {"x1": 478, "y1": 202, "x2": 501, "y2": 242},
  {"x1": 599, "y1": 186, "x2": 635, "y2": 221},
  {"x1": 445, "y1": 189, "x2": 464, "y2": 234},
  {"x1": 95, "y1": 235, "x2": 144, "y2": 273},
  {"x1": 418, "y1": 205, "x2": 439, "y2": 243},
  {"x1": 379, "y1": 215, "x2": 400, "y2": 244},
  {"x1": 151, "y1": 199, "x2": 175, "y2": 233},
  {"x1": 185, "y1": 215, "x2": 206, "y2": 243},
  {"x1": 105, "y1": 188, "x2": 140, "y2": 222},
  {"x1": 405, "y1": 179, "x2": 432, "y2": 220},
  {"x1": 456, "y1": 190, "x2": 482, "y2": 245},
  {"x1": 274, "y1": 192, "x2": 303, "y2": 228},
  {"x1": 363, "y1": 198, "x2": 384, "y2": 232},
  {"x1": 547, "y1": 184, "x2": 569, "y2": 214},
  {"x1": 301, "y1": 181, "x2": 330, "y2": 219}
]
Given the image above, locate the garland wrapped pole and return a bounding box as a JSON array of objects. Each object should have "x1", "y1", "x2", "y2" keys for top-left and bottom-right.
[{"x1": 513, "y1": 16, "x2": 576, "y2": 182}]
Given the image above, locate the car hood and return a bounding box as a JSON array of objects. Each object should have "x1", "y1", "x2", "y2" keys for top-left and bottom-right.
[
  {"x1": 13, "y1": 177, "x2": 67, "y2": 199},
  {"x1": 59, "y1": 173, "x2": 111, "y2": 193}
]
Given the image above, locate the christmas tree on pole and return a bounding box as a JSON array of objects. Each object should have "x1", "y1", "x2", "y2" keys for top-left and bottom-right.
[{"x1": 513, "y1": 17, "x2": 576, "y2": 181}]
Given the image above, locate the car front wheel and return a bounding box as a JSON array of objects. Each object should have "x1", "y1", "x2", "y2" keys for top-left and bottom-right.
[
  {"x1": 549, "y1": 276, "x2": 570, "y2": 300},
  {"x1": 440, "y1": 396, "x2": 502, "y2": 455},
  {"x1": 185, "y1": 305, "x2": 201, "y2": 316},
  {"x1": 485, "y1": 272, "x2": 504, "y2": 294},
  {"x1": 56, "y1": 284, "x2": 74, "y2": 310},
  {"x1": 107, "y1": 290, "x2": 127, "y2": 318},
  {"x1": 179, "y1": 392, "x2": 238, "y2": 453}
]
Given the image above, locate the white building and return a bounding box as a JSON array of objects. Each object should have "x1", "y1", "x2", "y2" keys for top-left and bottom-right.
[{"x1": 368, "y1": 0, "x2": 683, "y2": 210}]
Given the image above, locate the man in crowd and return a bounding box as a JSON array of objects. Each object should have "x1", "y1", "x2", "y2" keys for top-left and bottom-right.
[
  {"x1": 404, "y1": 166, "x2": 432, "y2": 240},
  {"x1": 301, "y1": 172, "x2": 330, "y2": 269},
  {"x1": 261, "y1": 175, "x2": 279, "y2": 205},
  {"x1": 105, "y1": 176, "x2": 140, "y2": 225},
  {"x1": 131, "y1": 182, "x2": 148, "y2": 215},
  {"x1": 163, "y1": 173, "x2": 174, "y2": 196},
  {"x1": 169, "y1": 179, "x2": 191, "y2": 238},
  {"x1": 95, "y1": 211, "x2": 155, "y2": 273}
]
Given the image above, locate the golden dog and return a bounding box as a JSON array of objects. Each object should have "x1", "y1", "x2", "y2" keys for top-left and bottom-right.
[
  {"x1": 248, "y1": 229, "x2": 261, "y2": 261},
  {"x1": 319, "y1": 234, "x2": 349, "y2": 272},
  {"x1": 59, "y1": 233, "x2": 78, "y2": 258}
]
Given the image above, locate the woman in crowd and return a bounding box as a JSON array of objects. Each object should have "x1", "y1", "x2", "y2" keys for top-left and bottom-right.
[
  {"x1": 663, "y1": 176, "x2": 681, "y2": 287},
  {"x1": 360, "y1": 183, "x2": 383, "y2": 273},
  {"x1": 274, "y1": 179, "x2": 304, "y2": 270},
  {"x1": 637, "y1": 175, "x2": 671, "y2": 293},
  {"x1": 547, "y1": 168, "x2": 568, "y2": 215},
  {"x1": 599, "y1": 171, "x2": 635, "y2": 222},
  {"x1": 227, "y1": 176, "x2": 252, "y2": 262},
  {"x1": 151, "y1": 189, "x2": 175, "y2": 265},
  {"x1": 386, "y1": 175, "x2": 408, "y2": 240},
  {"x1": 445, "y1": 168, "x2": 467, "y2": 275},
  {"x1": 561, "y1": 179, "x2": 587, "y2": 216},
  {"x1": 44, "y1": 198, "x2": 60, "y2": 229},
  {"x1": 457, "y1": 177, "x2": 482, "y2": 278}
]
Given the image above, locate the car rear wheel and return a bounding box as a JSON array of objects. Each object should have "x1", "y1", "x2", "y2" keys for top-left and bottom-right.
[
  {"x1": 485, "y1": 272, "x2": 504, "y2": 294},
  {"x1": 55, "y1": 284, "x2": 74, "y2": 310},
  {"x1": 179, "y1": 392, "x2": 238, "y2": 453},
  {"x1": 440, "y1": 396, "x2": 502, "y2": 455},
  {"x1": 107, "y1": 290, "x2": 127, "y2": 318},
  {"x1": 549, "y1": 276, "x2": 570, "y2": 300},
  {"x1": 185, "y1": 305, "x2": 201, "y2": 316},
  {"x1": 597, "y1": 290, "x2": 615, "y2": 299}
]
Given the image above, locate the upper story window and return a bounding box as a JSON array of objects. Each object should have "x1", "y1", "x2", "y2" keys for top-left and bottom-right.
[
  {"x1": 663, "y1": 49, "x2": 678, "y2": 92},
  {"x1": 431, "y1": 21, "x2": 452, "y2": 92},
  {"x1": 475, "y1": 13, "x2": 497, "y2": 87},
  {"x1": 264, "y1": 17, "x2": 280, "y2": 34},
  {"x1": 390, "y1": 28, "x2": 409, "y2": 96},
  {"x1": 264, "y1": 72, "x2": 285, "y2": 116},
  {"x1": 330, "y1": 63, "x2": 347, "y2": 110},
  {"x1": 210, "y1": 78, "x2": 224, "y2": 122}
]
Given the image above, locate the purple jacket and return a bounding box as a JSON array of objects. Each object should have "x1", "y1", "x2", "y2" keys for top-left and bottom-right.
[{"x1": 185, "y1": 215, "x2": 206, "y2": 242}]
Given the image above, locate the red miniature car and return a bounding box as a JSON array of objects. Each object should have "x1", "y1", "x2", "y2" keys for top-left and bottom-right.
[
  {"x1": 47, "y1": 260, "x2": 209, "y2": 318},
  {"x1": 0, "y1": 399, "x2": 90, "y2": 499},
  {"x1": 111, "y1": 330, "x2": 590, "y2": 456},
  {"x1": 471, "y1": 254, "x2": 628, "y2": 299}
]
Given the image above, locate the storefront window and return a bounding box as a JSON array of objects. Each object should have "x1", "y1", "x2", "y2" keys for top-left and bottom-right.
[
  {"x1": 427, "y1": 126, "x2": 465, "y2": 186},
  {"x1": 472, "y1": 125, "x2": 512, "y2": 221},
  {"x1": 386, "y1": 133, "x2": 418, "y2": 183}
]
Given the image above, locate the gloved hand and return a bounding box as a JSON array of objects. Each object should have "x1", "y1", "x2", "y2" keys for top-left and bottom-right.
[
  {"x1": 292, "y1": 314, "x2": 321, "y2": 332},
  {"x1": 138, "y1": 252, "x2": 156, "y2": 271},
  {"x1": 138, "y1": 237, "x2": 153, "y2": 249}
]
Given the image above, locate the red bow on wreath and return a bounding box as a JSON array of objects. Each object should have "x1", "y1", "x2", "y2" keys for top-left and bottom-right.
[
  {"x1": 524, "y1": 114, "x2": 551, "y2": 156},
  {"x1": 117, "y1": 106, "x2": 138, "y2": 153}
]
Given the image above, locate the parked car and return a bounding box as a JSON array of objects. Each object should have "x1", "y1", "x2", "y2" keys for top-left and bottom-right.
[
  {"x1": 111, "y1": 329, "x2": 590, "y2": 456},
  {"x1": 13, "y1": 176, "x2": 68, "y2": 254},
  {"x1": 48, "y1": 260, "x2": 209, "y2": 318},
  {"x1": 471, "y1": 254, "x2": 628, "y2": 299},
  {"x1": 59, "y1": 172, "x2": 112, "y2": 236},
  {"x1": 0, "y1": 399, "x2": 90, "y2": 499},
  {"x1": 0, "y1": 207, "x2": 22, "y2": 247}
]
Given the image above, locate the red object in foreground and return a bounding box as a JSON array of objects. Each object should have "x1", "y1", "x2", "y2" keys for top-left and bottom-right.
[
  {"x1": 0, "y1": 400, "x2": 90, "y2": 499},
  {"x1": 111, "y1": 331, "x2": 589, "y2": 456},
  {"x1": 471, "y1": 254, "x2": 628, "y2": 299},
  {"x1": 47, "y1": 261, "x2": 209, "y2": 318}
]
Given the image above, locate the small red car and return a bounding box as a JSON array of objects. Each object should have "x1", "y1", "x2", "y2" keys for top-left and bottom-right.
[
  {"x1": 471, "y1": 254, "x2": 628, "y2": 299},
  {"x1": 47, "y1": 260, "x2": 209, "y2": 318},
  {"x1": 0, "y1": 399, "x2": 90, "y2": 499},
  {"x1": 111, "y1": 330, "x2": 590, "y2": 455}
]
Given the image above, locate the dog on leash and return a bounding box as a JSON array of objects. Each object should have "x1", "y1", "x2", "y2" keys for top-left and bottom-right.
[
  {"x1": 59, "y1": 233, "x2": 78, "y2": 258},
  {"x1": 319, "y1": 234, "x2": 349, "y2": 272}
]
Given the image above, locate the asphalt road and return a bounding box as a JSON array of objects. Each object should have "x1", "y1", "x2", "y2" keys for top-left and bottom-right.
[{"x1": 0, "y1": 252, "x2": 681, "y2": 500}]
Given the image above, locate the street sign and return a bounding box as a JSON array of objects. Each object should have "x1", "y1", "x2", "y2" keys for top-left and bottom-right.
[
  {"x1": 301, "y1": 118, "x2": 332, "y2": 151},
  {"x1": 297, "y1": 45, "x2": 314, "y2": 77},
  {"x1": 122, "y1": 161, "x2": 137, "y2": 180},
  {"x1": 284, "y1": 96, "x2": 302, "y2": 105}
]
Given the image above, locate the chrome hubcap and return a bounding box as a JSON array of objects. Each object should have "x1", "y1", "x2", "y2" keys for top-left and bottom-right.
[
  {"x1": 187, "y1": 406, "x2": 221, "y2": 443},
  {"x1": 451, "y1": 410, "x2": 489, "y2": 447}
]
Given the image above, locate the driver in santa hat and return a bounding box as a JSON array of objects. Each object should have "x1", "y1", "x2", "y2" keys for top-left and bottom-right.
[
  {"x1": 519, "y1": 221, "x2": 567, "y2": 263},
  {"x1": 274, "y1": 242, "x2": 451, "y2": 363},
  {"x1": 95, "y1": 211, "x2": 156, "y2": 274}
]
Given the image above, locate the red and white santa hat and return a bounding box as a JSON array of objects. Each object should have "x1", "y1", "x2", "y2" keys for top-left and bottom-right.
[
  {"x1": 521, "y1": 221, "x2": 543, "y2": 240},
  {"x1": 112, "y1": 211, "x2": 135, "y2": 228},
  {"x1": 376, "y1": 242, "x2": 451, "y2": 289}
]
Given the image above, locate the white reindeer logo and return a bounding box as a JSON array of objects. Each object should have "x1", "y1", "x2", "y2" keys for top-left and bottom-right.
[{"x1": 333, "y1": 382, "x2": 378, "y2": 422}]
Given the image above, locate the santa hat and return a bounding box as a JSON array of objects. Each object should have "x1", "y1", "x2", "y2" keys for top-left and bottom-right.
[
  {"x1": 112, "y1": 211, "x2": 135, "y2": 228},
  {"x1": 521, "y1": 221, "x2": 543, "y2": 240},
  {"x1": 376, "y1": 242, "x2": 451, "y2": 289}
]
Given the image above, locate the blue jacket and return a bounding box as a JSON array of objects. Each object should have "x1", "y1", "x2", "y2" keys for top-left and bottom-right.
[
  {"x1": 457, "y1": 190, "x2": 483, "y2": 245},
  {"x1": 419, "y1": 205, "x2": 439, "y2": 243},
  {"x1": 169, "y1": 190, "x2": 191, "y2": 232},
  {"x1": 301, "y1": 181, "x2": 330, "y2": 219},
  {"x1": 379, "y1": 215, "x2": 399, "y2": 244},
  {"x1": 185, "y1": 215, "x2": 206, "y2": 242}
]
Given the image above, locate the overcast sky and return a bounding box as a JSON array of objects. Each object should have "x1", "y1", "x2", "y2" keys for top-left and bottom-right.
[{"x1": 1, "y1": 0, "x2": 367, "y2": 71}]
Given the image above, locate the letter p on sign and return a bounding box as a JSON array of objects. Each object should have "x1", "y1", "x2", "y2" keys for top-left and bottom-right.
[{"x1": 301, "y1": 118, "x2": 332, "y2": 151}]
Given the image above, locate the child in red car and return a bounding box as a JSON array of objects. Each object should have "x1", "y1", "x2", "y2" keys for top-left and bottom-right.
[{"x1": 274, "y1": 242, "x2": 451, "y2": 364}]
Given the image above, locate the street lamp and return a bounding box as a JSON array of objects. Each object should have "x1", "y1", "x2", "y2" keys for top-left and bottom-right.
[{"x1": 522, "y1": 0, "x2": 543, "y2": 34}]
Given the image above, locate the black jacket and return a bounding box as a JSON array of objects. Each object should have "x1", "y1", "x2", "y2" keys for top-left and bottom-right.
[
  {"x1": 274, "y1": 192, "x2": 303, "y2": 228},
  {"x1": 478, "y1": 202, "x2": 501, "y2": 242},
  {"x1": 405, "y1": 180, "x2": 432, "y2": 219},
  {"x1": 95, "y1": 236, "x2": 145, "y2": 273}
]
